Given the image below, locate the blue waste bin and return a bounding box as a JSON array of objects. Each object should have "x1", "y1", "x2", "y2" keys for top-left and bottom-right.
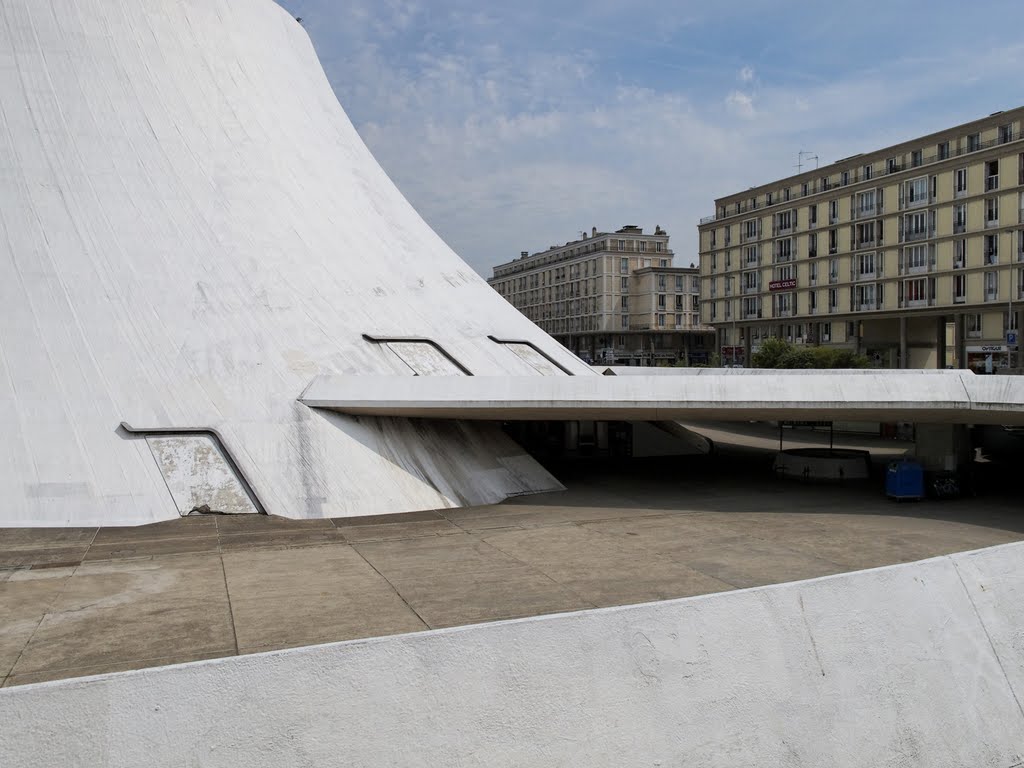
[{"x1": 886, "y1": 459, "x2": 924, "y2": 500}]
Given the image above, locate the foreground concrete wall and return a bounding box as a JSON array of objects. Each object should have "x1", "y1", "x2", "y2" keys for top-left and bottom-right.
[{"x1": 3, "y1": 542, "x2": 1024, "y2": 767}]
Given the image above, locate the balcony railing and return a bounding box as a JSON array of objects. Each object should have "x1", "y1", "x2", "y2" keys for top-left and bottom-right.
[
  {"x1": 900, "y1": 297, "x2": 935, "y2": 309},
  {"x1": 902, "y1": 228, "x2": 935, "y2": 243},
  {"x1": 953, "y1": 220, "x2": 967, "y2": 234},
  {"x1": 852, "y1": 203, "x2": 883, "y2": 220},
  {"x1": 954, "y1": 294, "x2": 967, "y2": 304},
  {"x1": 986, "y1": 175, "x2": 1000, "y2": 191},
  {"x1": 741, "y1": 284, "x2": 760, "y2": 295}
]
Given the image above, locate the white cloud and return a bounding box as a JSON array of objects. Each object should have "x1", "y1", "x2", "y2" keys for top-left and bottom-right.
[
  {"x1": 724, "y1": 90, "x2": 755, "y2": 119},
  {"x1": 275, "y1": 0, "x2": 1024, "y2": 274}
]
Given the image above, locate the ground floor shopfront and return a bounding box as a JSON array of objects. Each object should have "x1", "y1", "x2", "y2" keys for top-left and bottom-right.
[
  {"x1": 553, "y1": 330, "x2": 716, "y2": 367},
  {"x1": 713, "y1": 307, "x2": 1024, "y2": 372}
]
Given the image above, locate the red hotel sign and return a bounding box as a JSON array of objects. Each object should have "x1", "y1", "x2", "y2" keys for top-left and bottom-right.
[{"x1": 768, "y1": 278, "x2": 797, "y2": 292}]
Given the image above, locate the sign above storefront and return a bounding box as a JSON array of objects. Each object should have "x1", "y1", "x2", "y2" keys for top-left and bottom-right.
[
  {"x1": 768, "y1": 278, "x2": 797, "y2": 292},
  {"x1": 967, "y1": 345, "x2": 1007, "y2": 353}
]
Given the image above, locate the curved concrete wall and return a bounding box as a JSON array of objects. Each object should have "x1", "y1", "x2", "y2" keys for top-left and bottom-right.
[
  {"x1": 0, "y1": 0, "x2": 592, "y2": 526},
  {"x1": 3, "y1": 542, "x2": 1024, "y2": 766}
]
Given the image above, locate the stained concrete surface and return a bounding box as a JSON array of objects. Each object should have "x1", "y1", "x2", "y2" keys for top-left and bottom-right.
[{"x1": 2, "y1": 427, "x2": 1023, "y2": 687}]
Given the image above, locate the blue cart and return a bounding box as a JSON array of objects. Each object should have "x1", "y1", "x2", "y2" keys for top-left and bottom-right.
[{"x1": 886, "y1": 459, "x2": 924, "y2": 500}]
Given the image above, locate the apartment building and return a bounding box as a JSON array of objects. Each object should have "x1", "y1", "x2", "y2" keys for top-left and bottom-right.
[
  {"x1": 489, "y1": 225, "x2": 713, "y2": 365},
  {"x1": 698, "y1": 107, "x2": 1024, "y2": 372}
]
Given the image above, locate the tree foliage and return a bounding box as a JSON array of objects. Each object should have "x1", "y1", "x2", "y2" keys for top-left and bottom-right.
[{"x1": 750, "y1": 338, "x2": 871, "y2": 369}]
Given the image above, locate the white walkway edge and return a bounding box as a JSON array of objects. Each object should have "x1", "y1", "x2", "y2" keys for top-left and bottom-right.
[{"x1": 300, "y1": 371, "x2": 1024, "y2": 425}]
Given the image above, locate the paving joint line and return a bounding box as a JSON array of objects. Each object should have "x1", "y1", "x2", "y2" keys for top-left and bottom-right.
[
  {"x1": 348, "y1": 545, "x2": 431, "y2": 631},
  {"x1": 3, "y1": 527, "x2": 101, "y2": 685}
]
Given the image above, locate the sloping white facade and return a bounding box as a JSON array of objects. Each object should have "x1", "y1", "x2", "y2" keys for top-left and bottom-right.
[{"x1": 0, "y1": 0, "x2": 591, "y2": 526}]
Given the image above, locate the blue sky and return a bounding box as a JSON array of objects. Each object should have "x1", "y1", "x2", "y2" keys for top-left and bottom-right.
[{"x1": 275, "y1": 0, "x2": 1024, "y2": 275}]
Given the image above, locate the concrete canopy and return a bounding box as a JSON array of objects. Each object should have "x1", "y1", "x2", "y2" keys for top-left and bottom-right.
[{"x1": 0, "y1": 0, "x2": 590, "y2": 526}]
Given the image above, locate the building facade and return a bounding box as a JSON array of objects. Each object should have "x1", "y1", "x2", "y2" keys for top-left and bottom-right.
[
  {"x1": 698, "y1": 107, "x2": 1024, "y2": 372},
  {"x1": 489, "y1": 226, "x2": 714, "y2": 365}
]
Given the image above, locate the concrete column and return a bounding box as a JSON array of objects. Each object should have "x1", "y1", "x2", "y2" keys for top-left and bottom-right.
[
  {"x1": 898, "y1": 317, "x2": 908, "y2": 369},
  {"x1": 715, "y1": 328, "x2": 723, "y2": 365},
  {"x1": 954, "y1": 314, "x2": 967, "y2": 370},
  {"x1": 683, "y1": 333, "x2": 691, "y2": 366},
  {"x1": 1017, "y1": 309, "x2": 1024, "y2": 372},
  {"x1": 743, "y1": 328, "x2": 752, "y2": 367},
  {"x1": 936, "y1": 316, "x2": 946, "y2": 368}
]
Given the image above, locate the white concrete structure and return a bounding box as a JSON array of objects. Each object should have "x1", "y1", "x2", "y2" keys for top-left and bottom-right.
[
  {"x1": 0, "y1": 0, "x2": 597, "y2": 526},
  {"x1": 3, "y1": 541, "x2": 1024, "y2": 766},
  {"x1": 301, "y1": 370, "x2": 1024, "y2": 424}
]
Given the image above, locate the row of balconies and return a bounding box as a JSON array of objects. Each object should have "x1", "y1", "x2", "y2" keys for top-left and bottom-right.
[{"x1": 701, "y1": 126, "x2": 1022, "y2": 224}]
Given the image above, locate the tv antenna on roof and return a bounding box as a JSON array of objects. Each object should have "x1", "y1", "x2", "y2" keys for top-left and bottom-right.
[{"x1": 796, "y1": 150, "x2": 819, "y2": 173}]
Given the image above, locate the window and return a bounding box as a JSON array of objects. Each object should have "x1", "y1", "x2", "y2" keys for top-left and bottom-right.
[
  {"x1": 984, "y1": 271, "x2": 998, "y2": 300},
  {"x1": 985, "y1": 159, "x2": 1000, "y2": 191},
  {"x1": 775, "y1": 210, "x2": 794, "y2": 233},
  {"x1": 809, "y1": 204, "x2": 818, "y2": 226},
  {"x1": 955, "y1": 167, "x2": 968, "y2": 196},
  {"x1": 783, "y1": 188, "x2": 791, "y2": 201},
  {"x1": 618, "y1": 239, "x2": 626, "y2": 250},
  {"x1": 855, "y1": 221, "x2": 876, "y2": 248},
  {"x1": 887, "y1": 157, "x2": 899, "y2": 173},
  {"x1": 828, "y1": 288, "x2": 838, "y2": 310},
  {"x1": 621, "y1": 315, "x2": 628, "y2": 329},
  {"x1": 954, "y1": 273, "x2": 967, "y2": 302},
  {"x1": 809, "y1": 260, "x2": 818, "y2": 284},
  {"x1": 854, "y1": 283, "x2": 881, "y2": 310},
  {"x1": 658, "y1": 294, "x2": 666, "y2": 309},
  {"x1": 742, "y1": 296, "x2": 761, "y2": 318},
  {"x1": 774, "y1": 264, "x2": 795, "y2": 282},
  {"x1": 743, "y1": 218, "x2": 759, "y2": 241},
  {"x1": 864, "y1": 164, "x2": 873, "y2": 180},
  {"x1": 767, "y1": 192, "x2": 774, "y2": 206},
  {"x1": 801, "y1": 182, "x2": 809, "y2": 196},
  {"x1": 1006, "y1": 309, "x2": 1019, "y2": 332},
  {"x1": 658, "y1": 275, "x2": 666, "y2": 291},
  {"x1": 620, "y1": 276, "x2": 629, "y2": 291},
  {"x1": 774, "y1": 292, "x2": 794, "y2": 316},
  {"x1": 986, "y1": 197, "x2": 1000, "y2": 226},
  {"x1": 829, "y1": 199, "x2": 838, "y2": 224},
  {"x1": 856, "y1": 252, "x2": 877, "y2": 277},
  {"x1": 828, "y1": 258, "x2": 839, "y2": 283},
  {"x1": 658, "y1": 313, "x2": 666, "y2": 327},
  {"x1": 659, "y1": 259, "x2": 668, "y2": 268},
  {"x1": 828, "y1": 228, "x2": 838, "y2": 254},
  {"x1": 675, "y1": 276, "x2": 683, "y2": 291},
  {"x1": 841, "y1": 170, "x2": 850, "y2": 186},
  {"x1": 621, "y1": 296, "x2": 629, "y2": 310},
  {"x1": 742, "y1": 270, "x2": 759, "y2": 292},
  {"x1": 966, "y1": 313, "x2": 982, "y2": 337},
  {"x1": 674, "y1": 294, "x2": 683, "y2": 310},
  {"x1": 856, "y1": 190, "x2": 877, "y2": 217},
  {"x1": 985, "y1": 234, "x2": 999, "y2": 264},
  {"x1": 904, "y1": 244, "x2": 928, "y2": 272},
  {"x1": 675, "y1": 313, "x2": 683, "y2": 327},
  {"x1": 905, "y1": 176, "x2": 928, "y2": 206},
  {"x1": 903, "y1": 211, "x2": 930, "y2": 241},
  {"x1": 954, "y1": 239, "x2": 967, "y2": 268},
  {"x1": 809, "y1": 290, "x2": 817, "y2": 311},
  {"x1": 911, "y1": 150, "x2": 923, "y2": 168},
  {"x1": 967, "y1": 133, "x2": 981, "y2": 152},
  {"x1": 808, "y1": 232, "x2": 818, "y2": 257},
  {"x1": 953, "y1": 203, "x2": 967, "y2": 233},
  {"x1": 903, "y1": 278, "x2": 929, "y2": 305},
  {"x1": 620, "y1": 258, "x2": 628, "y2": 274},
  {"x1": 938, "y1": 141, "x2": 950, "y2": 160},
  {"x1": 639, "y1": 241, "x2": 647, "y2": 252},
  {"x1": 656, "y1": 242, "x2": 664, "y2": 252},
  {"x1": 775, "y1": 238, "x2": 793, "y2": 263},
  {"x1": 1000, "y1": 124, "x2": 1013, "y2": 144}
]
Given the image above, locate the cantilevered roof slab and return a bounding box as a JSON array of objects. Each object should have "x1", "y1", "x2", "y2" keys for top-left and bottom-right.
[{"x1": 300, "y1": 371, "x2": 1024, "y2": 425}]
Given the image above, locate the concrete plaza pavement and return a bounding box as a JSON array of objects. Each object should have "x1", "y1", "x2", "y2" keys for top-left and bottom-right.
[{"x1": 3, "y1": 430, "x2": 1023, "y2": 688}]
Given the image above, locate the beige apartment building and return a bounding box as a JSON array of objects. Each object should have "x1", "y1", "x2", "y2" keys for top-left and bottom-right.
[
  {"x1": 489, "y1": 225, "x2": 713, "y2": 365},
  {"x1": 698, "y1": 107, "x2": 1024, "y2": 371}
]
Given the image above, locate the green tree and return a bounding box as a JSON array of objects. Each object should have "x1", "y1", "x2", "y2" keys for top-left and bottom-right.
[{"x1": 751, "y1": 338, "x2": 871, "y2": 369}]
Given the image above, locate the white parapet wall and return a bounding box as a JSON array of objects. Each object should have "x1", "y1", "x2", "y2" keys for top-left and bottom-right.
[{"x1": 3, "y1": 542, "x2": 1024, "y2": 767}]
